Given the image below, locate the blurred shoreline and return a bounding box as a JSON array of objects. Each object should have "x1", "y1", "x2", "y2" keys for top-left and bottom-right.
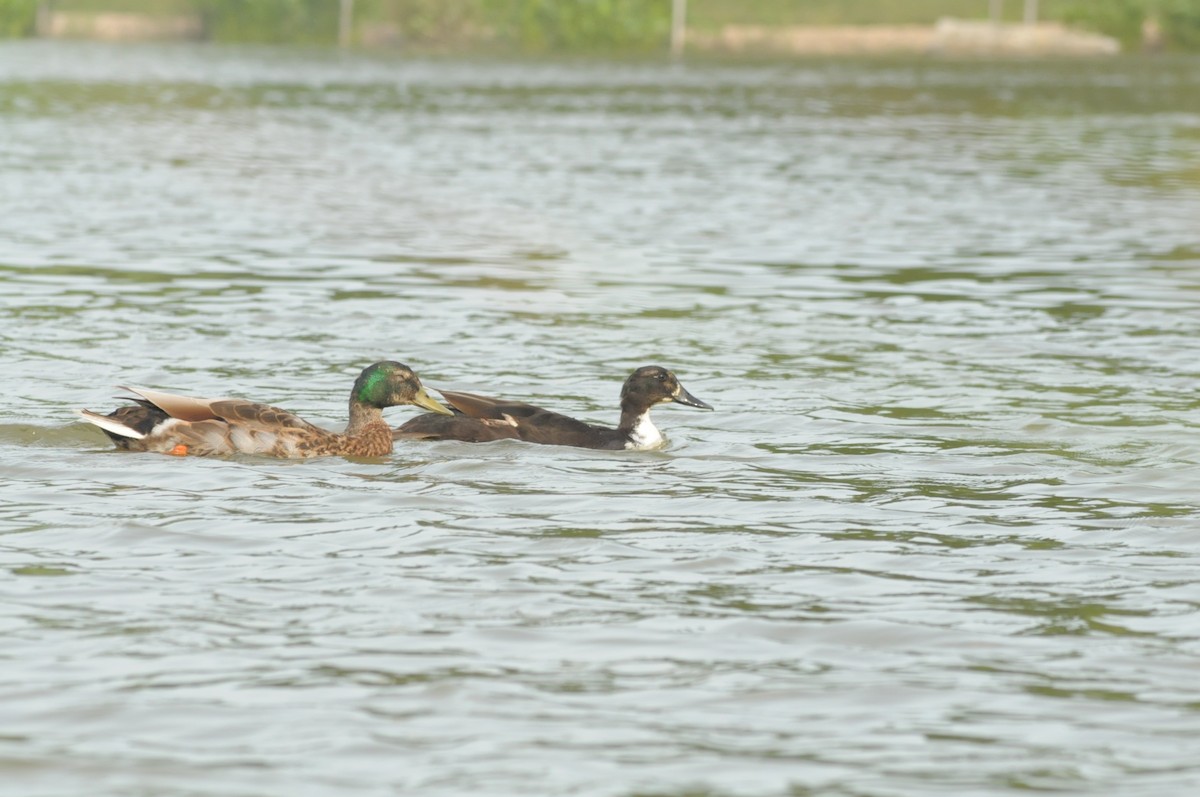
[
  {"x1": 31, "y1": 11, "x2": 1123, "y2": 57},
  {"x1": 689, "y1": 19, "x2": 1120, "y2": 57}
]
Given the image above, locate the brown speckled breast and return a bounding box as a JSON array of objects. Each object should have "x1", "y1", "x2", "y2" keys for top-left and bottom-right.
[{"x1": 339, "y1": 423, "x2": 394, "y2": 458}]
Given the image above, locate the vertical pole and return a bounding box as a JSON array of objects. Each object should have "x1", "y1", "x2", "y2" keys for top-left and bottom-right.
[
  {"x1": 989, "y1": 0, "x2": 1003, "y2": 24},
  {"x1": 338, "y1": 0, "x2": 354, "y2": 47},
  {"x1": 671, "y1": 0, "x2": 686, "y2": 59},
  {"x1": 36, "y1": 1, "x2": 55, "y2": 37},
  {"x1": 1024, "y1": 0, "x2": 1038, "y2": 25}
]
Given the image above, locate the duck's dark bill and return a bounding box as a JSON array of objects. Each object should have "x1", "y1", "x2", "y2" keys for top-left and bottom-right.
[{"x1": 673, "y1": 386, "x2": 713, "y2": 410}]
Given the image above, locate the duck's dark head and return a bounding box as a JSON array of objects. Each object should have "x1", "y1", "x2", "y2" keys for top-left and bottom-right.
[
  {"x1": 352, "y1": 361, "x2": 453, "y2": 414},
  {"x1": 620, "y1": 365, "x2": 713, "y2": 412}
]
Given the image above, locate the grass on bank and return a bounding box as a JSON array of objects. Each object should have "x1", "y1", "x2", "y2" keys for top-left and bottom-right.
[{"x1": 1, "y1": 0, "x2": 1198, "y2": 52}]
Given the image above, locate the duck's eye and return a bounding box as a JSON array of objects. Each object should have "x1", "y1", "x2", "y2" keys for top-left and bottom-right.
[{"x1": 656, "y1": 373, "x2": 667, "y2": 381}]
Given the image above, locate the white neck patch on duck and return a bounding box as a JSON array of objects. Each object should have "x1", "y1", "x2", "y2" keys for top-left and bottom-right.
[{"x1": 624, "y1": 411, "x2": 665, "y2": 450}]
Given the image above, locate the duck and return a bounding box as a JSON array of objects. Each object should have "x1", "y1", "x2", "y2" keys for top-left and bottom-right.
[
  {"x1": 79, "y1": 360, "x2": 452, "y2": 458},
  {"x1": 395, "y1": 365, "x2": 712, "y2": 450}
]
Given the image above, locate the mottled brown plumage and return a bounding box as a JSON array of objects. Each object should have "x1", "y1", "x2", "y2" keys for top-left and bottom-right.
[
  {"x1": 80, "y1": 361, "x2": 452, "y2": 459},
  {"x1": 396, "y1": 365, "x2": 712, "y2": 450}
]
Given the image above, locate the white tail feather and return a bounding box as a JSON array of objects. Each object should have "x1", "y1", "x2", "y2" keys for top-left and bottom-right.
[{"x1": 78, "y1": 409, "x2": 146, "y2": 440}]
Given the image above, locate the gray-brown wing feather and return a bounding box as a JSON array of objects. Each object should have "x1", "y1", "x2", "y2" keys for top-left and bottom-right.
[
  {"x1": 206, "y1": 399, "x2": 325, "y2": 433},
  {"x1": 121, "y1": 386, "x2": 223, "y2": 423}
]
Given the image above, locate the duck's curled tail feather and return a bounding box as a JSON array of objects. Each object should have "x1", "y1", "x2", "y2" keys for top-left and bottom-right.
[{"x1": 78, "y1": 408, "x2": 147, "y2": 440}]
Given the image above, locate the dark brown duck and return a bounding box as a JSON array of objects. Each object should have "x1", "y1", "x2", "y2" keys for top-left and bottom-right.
[{"x1": 396, "y1": 365, "x2": 712, "y2": 450}]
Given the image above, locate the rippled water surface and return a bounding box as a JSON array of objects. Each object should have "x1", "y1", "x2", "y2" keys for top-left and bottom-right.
[{"x1": 3, "y1": 41, "x2": 1200, "y2": 796}]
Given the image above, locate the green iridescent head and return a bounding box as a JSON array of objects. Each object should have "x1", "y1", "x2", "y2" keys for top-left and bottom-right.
[{"x1": 351, "y1": 361, "x2": 452, "y2": 415}]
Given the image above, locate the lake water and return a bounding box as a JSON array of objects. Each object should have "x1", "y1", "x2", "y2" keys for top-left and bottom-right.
[{"x1": 2, "y1": 41, "x2": 1200, "y2": 796}]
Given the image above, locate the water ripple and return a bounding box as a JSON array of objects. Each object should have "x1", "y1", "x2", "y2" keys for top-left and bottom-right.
[{"x1": 2, "y1": 43, "x2": 1200, "y2": 797}]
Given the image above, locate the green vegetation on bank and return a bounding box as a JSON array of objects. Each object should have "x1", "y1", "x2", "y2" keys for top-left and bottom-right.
[
  {"x1": 1, "y1": 0, "x2": 1198, "y2": 52},
  {"x1": 0, "y1": 0, "x2": 34, "y2": 37}
]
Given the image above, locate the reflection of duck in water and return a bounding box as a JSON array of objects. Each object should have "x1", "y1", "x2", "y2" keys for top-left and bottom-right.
[
  {"x1": 396, "y1": 366, "x2": 712, "y2": 450},
  {"x1": 80, "y1": 361, "x2": 451, "y2": 458}
]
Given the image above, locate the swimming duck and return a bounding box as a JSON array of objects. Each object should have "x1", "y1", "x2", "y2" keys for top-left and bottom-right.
[
  {"x1": 395, "y1": 365, "x2": 712, "y2": 450},
  {"x1": 80, "y1": 361, "x2": 452, "y2": 458}
]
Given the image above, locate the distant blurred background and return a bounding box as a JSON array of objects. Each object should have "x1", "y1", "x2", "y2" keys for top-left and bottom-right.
[{"x1": 1, "y1": 0, "x2": 1198, "y2": 53}]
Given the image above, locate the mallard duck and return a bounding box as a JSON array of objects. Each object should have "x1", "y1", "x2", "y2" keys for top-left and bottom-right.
[
  {"x1": 80, "y1": 361, "x2": 452, "y2": 458},
  {"x1": 395, "y1": 365, "x2": 712, "y2": 450}
]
